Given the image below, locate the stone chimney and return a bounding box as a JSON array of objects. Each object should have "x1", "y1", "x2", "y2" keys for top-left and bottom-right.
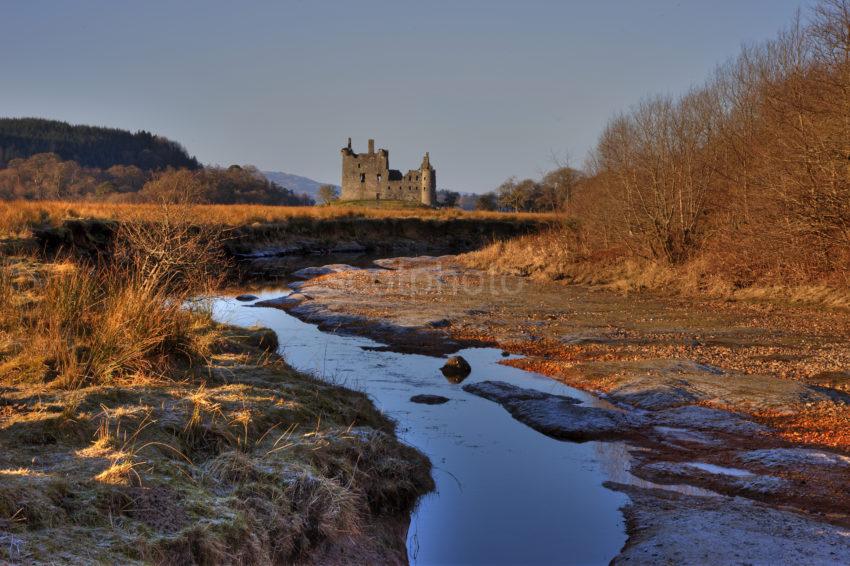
[{"x1": 368, "y1": 139, "x2": 375, "y2": 154}]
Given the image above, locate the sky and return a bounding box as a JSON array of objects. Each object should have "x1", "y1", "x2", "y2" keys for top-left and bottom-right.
[{"x1": 2, "y1": 0, "x2": 815, "y2": 193}]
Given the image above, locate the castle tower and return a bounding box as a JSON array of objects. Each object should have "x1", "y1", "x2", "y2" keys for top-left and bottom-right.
[
  {"x1": 420, "y1": 152, "x2": 436, "y2": 207},
  {"x1": 339, "y1": 138, "x2": 358, "y2": 200}
]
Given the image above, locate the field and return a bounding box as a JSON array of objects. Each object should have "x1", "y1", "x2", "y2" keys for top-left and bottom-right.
[{"x1": 0, "y1": 200, "x2": 559, "y2": 238}]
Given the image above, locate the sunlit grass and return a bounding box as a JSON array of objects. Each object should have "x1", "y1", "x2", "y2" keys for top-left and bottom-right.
[{"x1": 0, "y1": 200, "x2": 559, "y2": 237}]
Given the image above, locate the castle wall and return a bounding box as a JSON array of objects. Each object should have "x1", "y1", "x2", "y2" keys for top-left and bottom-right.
[
  {"x1": 340, "y1": 145, "x2": 390, "y2": 201},
  {"x1": 340, "y1": 138, "x2": 436, "y2": 206}
]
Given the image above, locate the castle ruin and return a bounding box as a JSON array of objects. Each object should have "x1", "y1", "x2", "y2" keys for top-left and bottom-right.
[{"x1": 340, "y1": 138, "x2": 436, "y2": 206}]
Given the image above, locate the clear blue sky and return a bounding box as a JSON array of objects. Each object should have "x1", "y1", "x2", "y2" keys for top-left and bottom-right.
[{"x1": 2, "y1": 0, "x2": 812, "y2": 193}]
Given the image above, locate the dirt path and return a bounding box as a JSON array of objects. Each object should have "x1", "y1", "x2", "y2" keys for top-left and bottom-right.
[{"x1": 262, "y1": 256, "x2": 850, "y2": 563}]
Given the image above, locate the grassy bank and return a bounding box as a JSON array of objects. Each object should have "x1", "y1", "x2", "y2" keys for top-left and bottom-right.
[
  {"x1": 461, "y1": 228, "x2": 850, "y2": 309},
  {"x1": 4, "y1": 201, "x2": 554, "y2": 265},
  {"x1": 327, "y1": 199, "x2": 429, "y2": 210},
  {"x1": 0, "y1": 224, "x2": 433, "y2": 562},
  {"x1": 0, "y1": 200, "x2": 557, "y2": 238}
]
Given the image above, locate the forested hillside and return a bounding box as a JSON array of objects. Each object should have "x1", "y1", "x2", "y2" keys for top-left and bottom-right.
[
  {"x1": 0, "y1": 155, "x2": 312, "y2": 205},
  {"x1": 0, "y1": 119, "x2": 312, "y2": 205},
  {"x1": 0, "y1": 117, "x2": 199, "y2": 170}
]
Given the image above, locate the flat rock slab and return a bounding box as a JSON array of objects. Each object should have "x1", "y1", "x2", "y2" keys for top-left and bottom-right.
[
  {"x1": 652, "y1": 426, "x2": 721, "y2": 446},
  {"x1": 463, "y1": 380, "x2": 642, "y2": 442},
  {"x1": 373, "y1": 256, "x2": 437, "y2": 269},
  {"x1": 641, "y1": 461, "x2": 789, "y2": 496},
  {"x1": 609, "y1": 483, "x2": 850, "y2": 565},
  {"x1": 253, "y1": 293, "x2": 311, "y2": 310},
  {"x1": 410, "y1": 394, "x2": 450, "y2": 405},
  {"x1": 649, "y1": 405, "x2": 769, "y2": 436},
  {"x1": 603, "y1": 359, "x2": 832, "y2": 413},
  {"x1": 292, "y1": 264, "x2": 361, "y2": 279},
  {"x1": 235, "y1": 294, "x2": 259, "y2": 302},
  {"x1": 462, "y1": 380, "x2": 581, "y2": 404},
  {"x1": 737, "y1": 448, "x2": 850, "y2": 468}
]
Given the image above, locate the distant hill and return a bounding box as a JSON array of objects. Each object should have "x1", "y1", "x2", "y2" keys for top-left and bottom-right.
[
  {"x1": 262, "y1": 171, "x2": 338, "y2": 201},
  {"x1": 0, "y1": 117, "x2": 199, "y2": 170}
]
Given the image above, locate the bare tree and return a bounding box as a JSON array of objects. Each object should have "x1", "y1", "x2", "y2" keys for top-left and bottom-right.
[{"x1": 317, "y1": 184, "x2": 339, "y2": 205}]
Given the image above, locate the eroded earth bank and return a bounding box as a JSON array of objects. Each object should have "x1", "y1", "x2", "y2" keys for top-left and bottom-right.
[{"x1": 257, "y1": 255, "x2": 850, "y2": 564}]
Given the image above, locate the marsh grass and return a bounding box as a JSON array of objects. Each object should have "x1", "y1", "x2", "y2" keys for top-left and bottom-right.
[
  {"x1": 0, "y1": 201, "x2": 231, "y2": 389},
  {"x1": 0, "y1": 199, "x2": 556, "y2": 238},
  {"x1": 0, "y1": 203, "x2": 434, "y2": 563},
  {"x1": 462, "y1": 227, "x2": 850, "y2": 308},
  {"x1": 0, "y1": 257, "x2": 212, "y2": 389}
]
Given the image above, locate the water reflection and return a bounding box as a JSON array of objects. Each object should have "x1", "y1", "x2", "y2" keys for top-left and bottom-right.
[{"x1": 212, "y1": 287, "x2": 662, "y2": 565}]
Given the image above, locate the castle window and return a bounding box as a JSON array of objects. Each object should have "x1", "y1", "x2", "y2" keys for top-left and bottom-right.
[
  {"x1": 377, "y1": 174, "x2": 382, "y2": 183},
  {"x1": 360, "y1": 174, "x2": 365, "y2": 183}
]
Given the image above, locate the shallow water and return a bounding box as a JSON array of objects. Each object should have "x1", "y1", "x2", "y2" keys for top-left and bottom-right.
[{"x1": 211, "y1": 276, "x2": 693, "y2": 565}]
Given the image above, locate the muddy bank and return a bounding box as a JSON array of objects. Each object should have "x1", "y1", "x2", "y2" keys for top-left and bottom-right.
[{"x1": 257, "y1": 256, "x2": 850, "y2": 562}]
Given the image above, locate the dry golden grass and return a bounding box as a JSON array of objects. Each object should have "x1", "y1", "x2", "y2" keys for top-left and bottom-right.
[
  {"x1": 0, "y1": 256, "x2": 213, "y2": 389},
  {"x1": 0, "y1": 201, "x2": 433, "y2": 563},
  {"x1": 0, "y1": 199, "x2": 558, "y2": 237},
  {"x1": 0, "y1": 259, "x2": 432, "y2": 561},
  {"x1": 461, "y1": 227, "x2": 850, "y2": 308},
  {"x1": 0, "y1": 322, "x2": 433, "y2": 563}
]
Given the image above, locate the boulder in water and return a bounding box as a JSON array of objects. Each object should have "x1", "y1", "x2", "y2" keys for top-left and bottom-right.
[
  {"x1": 410, "y1": 394, "x2": 450, "y2": 405},
  {"x1": 441, "y1": 356, "x2": 471, "y2": 382}
]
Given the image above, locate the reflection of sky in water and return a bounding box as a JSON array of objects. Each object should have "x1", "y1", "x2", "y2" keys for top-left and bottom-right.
[{"x1": 212, "y1": 287, "x2": 709, "y2": 565}]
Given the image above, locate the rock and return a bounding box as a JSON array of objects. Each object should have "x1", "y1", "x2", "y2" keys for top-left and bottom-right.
[
  {"x1": 373, "y1": 256, "x2": 436, "y2": 269},
  {"x1": 410, "y1": 394, "x2": 450, "y2": 405},
  {"x1": 600, "y1": 359, "x2": 832, "y2": 412},
  {"x1": 501, "y1": 350, "x2": 511, "y2": 357},
  {"x1": 737, "y1": 448, "x2": 850, "y2": 468},
  {"x1": 650, "y1": 405, "x2": 769, "y2": 436},
  {"x1": 653, "y1": 426, "x2": 720, "y2": 446},
  {"x1": 640, "y1": 461, "x2": 789, "y2": 496},
  {"x1": 427, "y1": 318, "x2": 451, "y2": 329},
  {"x1": 235, "y1": 294, "x2": 259, "y2": 302},
  {"x1": 291, "y1": 264, "x2": 360, "y2": 280},
  {"x1": 253, "y1": 293, "x2": 311, "y2": 310},
  {"x1": 730, "y1": 474, "x2": 789, "y2": 495},
  {"x1": 463, "y1": 380, "x2": 642, "y2": 442},
  {"x1": 462, "y1": 380, "x2": 581, "y2": 404},
  {"x1": 441, "y1": 356, "x2": 472, "y2": 382},
  {"x1": 608, "y1": 482, "x2": 850, "y2": 565}
]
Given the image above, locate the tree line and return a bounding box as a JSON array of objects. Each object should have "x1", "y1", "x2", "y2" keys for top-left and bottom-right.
[
  {"x1": 0, "y1": 153, "x2": 312, "y2": 206},
  {"x1": 473, "y1": 166, "x2": 582, "y2": 212},
  {"x1": 489, "y1": 0, "x2": 850, "y2": 285},
  {"x1": 0, "y1": 118, "x2": 200, "y2": 170}
]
